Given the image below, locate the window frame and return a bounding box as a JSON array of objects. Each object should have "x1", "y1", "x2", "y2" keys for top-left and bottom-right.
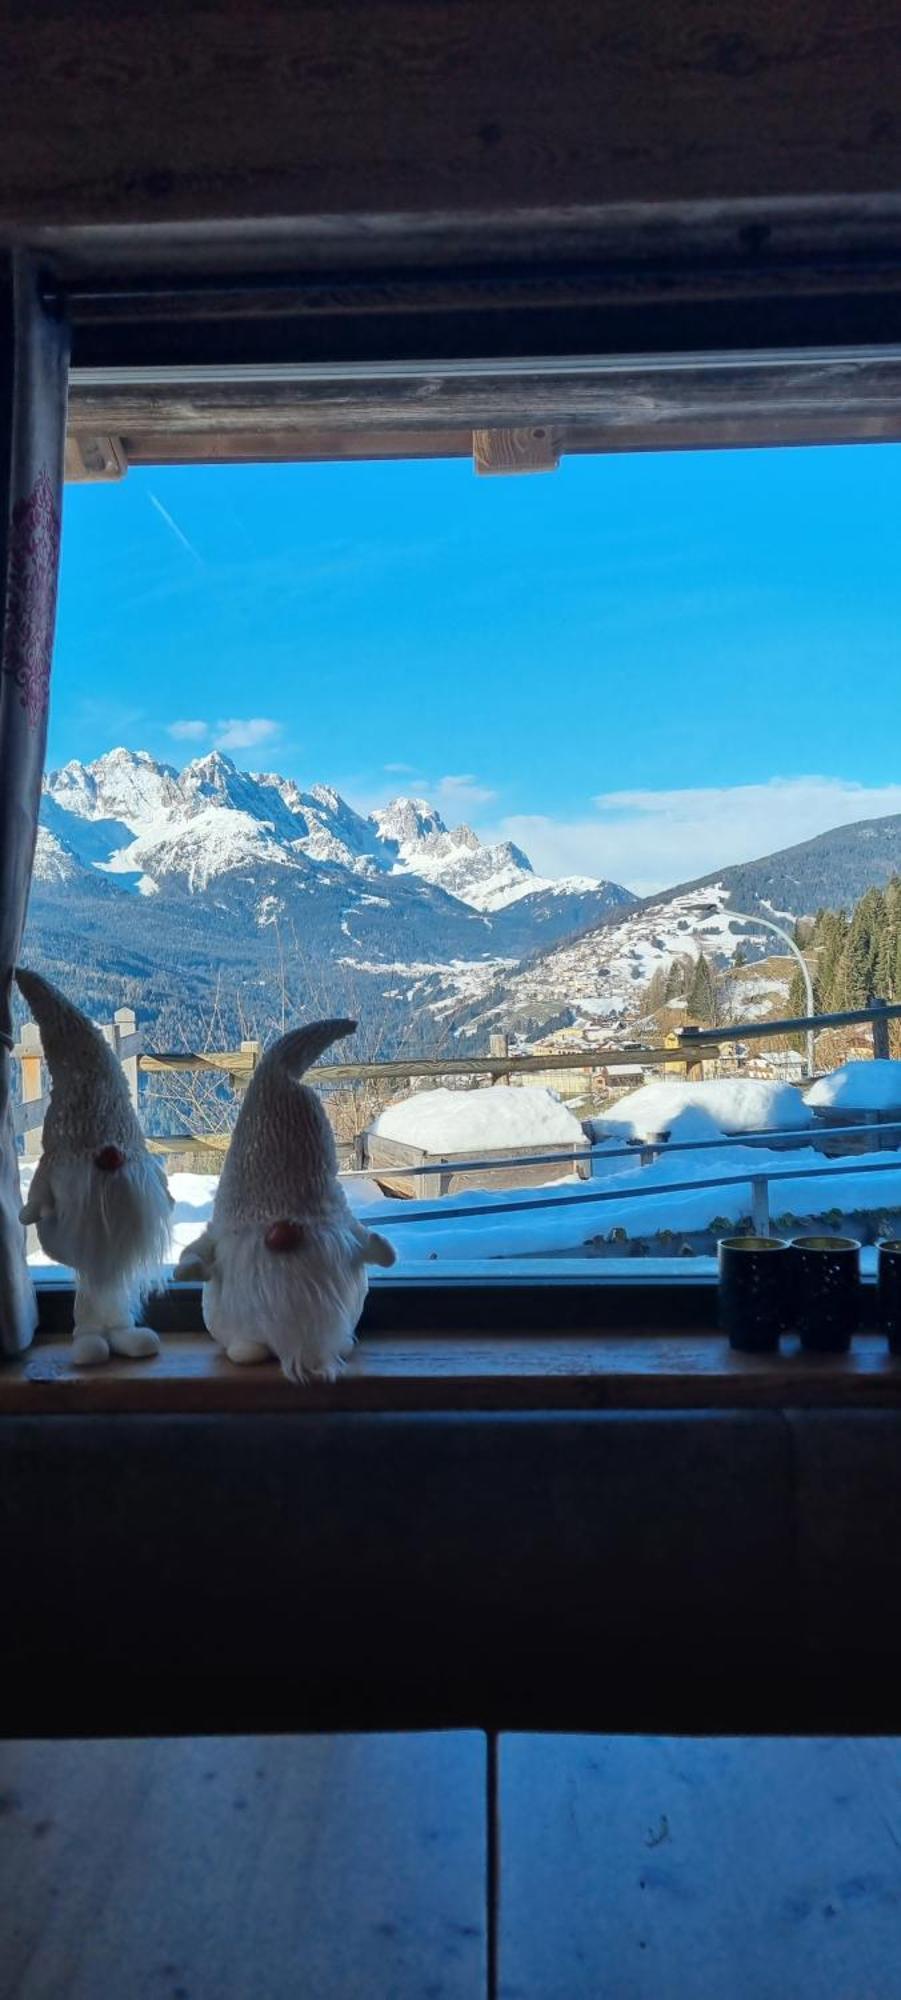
[{"x1": 40, "y1": 276, "x2": 901, "y2": 1343}]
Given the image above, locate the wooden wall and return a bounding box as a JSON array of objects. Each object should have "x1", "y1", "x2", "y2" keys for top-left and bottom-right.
[{"x1": 7, "y1": 1406, "x2": 901, "y2": 1737}]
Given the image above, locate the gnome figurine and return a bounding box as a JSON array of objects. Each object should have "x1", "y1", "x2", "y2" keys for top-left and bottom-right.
[
  {"x1": 16, "y1": 968, "x2": 172, "y2": 1365},
  {"x1": 175, "y1": 1018, "x2": 396, "y2": 1382}
]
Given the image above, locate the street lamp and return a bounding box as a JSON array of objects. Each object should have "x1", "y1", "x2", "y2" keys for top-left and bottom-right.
[{"x1": 689, "y1": 903, "x2": 816, "y2": 1079}]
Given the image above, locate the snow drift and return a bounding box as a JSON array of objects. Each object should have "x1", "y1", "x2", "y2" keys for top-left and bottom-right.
[{"x1": 596, "y1": 1078, "x2": 812, "y2": 1142}]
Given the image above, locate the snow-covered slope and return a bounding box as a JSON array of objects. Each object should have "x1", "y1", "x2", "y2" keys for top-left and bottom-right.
[
  {"x1": 32, "y1": 825, "x2": 79, "y2": 885},
  {"x1": 101, "y1": 805, "x2": 291, "y2": 893},
  {"x1": 467, "y1": 883, "x2": 775, "y2": 1035}
]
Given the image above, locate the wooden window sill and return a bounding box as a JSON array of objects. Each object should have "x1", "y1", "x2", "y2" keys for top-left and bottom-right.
[{"x1": 3, "y1": 1329, "x2": 901, "y2": 1414}]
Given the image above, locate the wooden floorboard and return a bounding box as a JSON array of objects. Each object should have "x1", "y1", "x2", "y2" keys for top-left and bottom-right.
[
  {"x1": 499, "y1": 1737, "x2": 901, "y2": 2000},
  {"x1": 3, "y1": 1330, "x2": 901, "y2": 1413},
  {"x1": 0, "y1": 1734, "x2": 485, "y2": 2000}
]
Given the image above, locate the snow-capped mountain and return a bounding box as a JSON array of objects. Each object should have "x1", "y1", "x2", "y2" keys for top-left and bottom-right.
[
  {"x1": 27, "y1": 751, "x2": 901, "y2": 1061},
  {"x1": 39, "y1": 750, "x2": 625, "y2": 918},
  {"x1": 370, "y1": 797, "x2": 597, "y2": 913},
  {"x1": 27, "y1": 748, "x2": 633, "y2": 1051}
]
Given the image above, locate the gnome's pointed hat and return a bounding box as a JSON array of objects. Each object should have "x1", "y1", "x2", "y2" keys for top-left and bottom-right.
[
  {"x1": 215, "y1": 1018, "x2": 356, "y2": 1222},
  {"x1": 15, "y1": 966, "x2": 141, "y2": 1151}
]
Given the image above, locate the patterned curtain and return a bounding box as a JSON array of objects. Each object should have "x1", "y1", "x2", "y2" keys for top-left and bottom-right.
[{"x1": 0, "y1": 257, "x2": 69, "y2": 1355}]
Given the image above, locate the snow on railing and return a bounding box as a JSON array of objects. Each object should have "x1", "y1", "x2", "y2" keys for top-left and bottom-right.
[{"x1": 372, "y1": 1154, "x2": 901, "y2": 1236}]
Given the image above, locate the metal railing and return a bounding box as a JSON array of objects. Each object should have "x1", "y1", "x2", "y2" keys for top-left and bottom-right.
[
  {"x1": 678, "y1": 997, "x2": 899, "y2": 1047},
  {"x1": 374, "y1": 1152, "x2": 901, "y2": 1235},
  {"x1": 341, "y1": 1118, "x2": 901, "y2": 1184}
]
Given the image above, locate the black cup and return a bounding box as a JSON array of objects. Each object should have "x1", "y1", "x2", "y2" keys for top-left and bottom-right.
[
  {"x1": 791, "y1": 1235, "x2": 861, "y2": 1354},
  {"x1": 718, "y1": 1236, "x2": 793, "y2": 1353},
  {"x1": 877, "y1": 1240, "x2": 901, "y2": 1355}
]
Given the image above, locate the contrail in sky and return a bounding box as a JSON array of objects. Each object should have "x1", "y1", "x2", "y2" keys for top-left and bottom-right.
[{"x1": 147, "y1": 489, "x2": 204, "y2": 564}]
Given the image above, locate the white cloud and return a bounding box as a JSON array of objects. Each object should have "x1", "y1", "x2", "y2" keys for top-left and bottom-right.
[
  {"x1": 494, "y1": 777, "x2": 901, "y2": 897},
  {"x1": 434, "y1": 773, "x2": 498, "y2": 814},
  {"x1": 167, "y1": 719, "x2": 209, "y2": 743},
  {"x1": 214, "y1": 717, "x2": 282, "y2": 752},
  {"x1": 346, "y1": 769, "x2": 498, "y2": 820}
]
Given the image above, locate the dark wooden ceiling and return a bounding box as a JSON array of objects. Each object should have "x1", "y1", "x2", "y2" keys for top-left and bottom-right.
[
  {"x1": 6, "y1": 2, "x2": 901, "y2": 243},
  {"x1": 8, "y1": 1, "x2": 901, "y2": 464}
]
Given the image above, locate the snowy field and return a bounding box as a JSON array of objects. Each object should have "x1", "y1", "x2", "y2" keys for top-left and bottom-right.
[
  {"x1": 21, "y1": 1142, "x2": 901, "y2": 1272},
  {"x1": 21, "y1": 1143, "x2": 901, "y2": 1270}
]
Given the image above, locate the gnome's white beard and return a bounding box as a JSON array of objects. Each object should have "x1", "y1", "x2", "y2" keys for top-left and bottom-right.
[
  {"x1": 32, "y1": 1152, "x2": 171, "y2": 1286},
  {"x1": 28, "y1": 1151, "x2": 172, "y2": 1363},
  {"x1": 202, "y1": 1213, "x2": 373, "y2": 1382}
]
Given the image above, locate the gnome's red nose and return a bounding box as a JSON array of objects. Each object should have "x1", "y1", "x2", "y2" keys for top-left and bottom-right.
[
  {"x1": 94, "y1": 1145, "x2": 125, "y2": 1173},
  {"x1": 265, "y1": 1219, "x2": 302, "y2": 1253}
]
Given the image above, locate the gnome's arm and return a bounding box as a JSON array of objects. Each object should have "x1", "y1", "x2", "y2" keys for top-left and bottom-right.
[
  {"x1": 354, "y1": 1223, "x2": 397, "y2": 1269},
  {"x1": 153, "y1": 1158, "x2": 176, "y2": 1208},
  {"x1": 19, "y1": 1155, "x2": 56, "y2": 1227},
  {"x1": 175, "y1": 1227, "x2": 217, "y2": 1282}
]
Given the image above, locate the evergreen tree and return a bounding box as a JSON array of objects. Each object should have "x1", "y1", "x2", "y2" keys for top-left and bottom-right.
[
  {"x1": 787, "y1": 966, "x2": 807, "y2": 1016},
  {"x1": 732, "y1": 942, "x2": 748, "y2": 970},
  {"x1": 840, "y1": 887, "x2": 885, "y2": 1008},
  {"x1": 884, "y1": 876, "x2": 901, "y2": 1000},
  {"x1": 815, "y1": 909, "x2": 850, "y2": 1011},
  {"x1": 687, "y1": 951, "x2": 718, "y2": 1025},
  {"x1": 642, "y1": 967, "x2": 669, "y2": 1015},
  {"x1": 875, "y1": 919, "x2": 896, "y2": 1002},
  {"x1": 665, "y1": 959, "x2": 687, "y2": 1002},
  {"x1": 786, "y1": 965, "x2": 811, "y2": 1050}
]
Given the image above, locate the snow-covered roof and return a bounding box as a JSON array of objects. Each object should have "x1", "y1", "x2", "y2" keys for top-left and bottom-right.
[
  {"x1": 371, "y1": 1084, "x2": 586, "y2": 1154},
  {"x1": 806, "y1": 1060, "x2": 901, "y2": 1114}
]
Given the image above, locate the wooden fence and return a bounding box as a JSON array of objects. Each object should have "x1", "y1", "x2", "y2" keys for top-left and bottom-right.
[
  {"x1": 15, "y1": 1006, "x2": 144, "y2": 1160},
  {"x1": 12, "y1": 996, "x2": 901, "y2": 1176}
]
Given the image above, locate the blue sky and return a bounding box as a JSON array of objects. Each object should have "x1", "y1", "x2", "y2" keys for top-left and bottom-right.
[{"x1": 52, "y1": 444, "x2": 901, "y2": 893}]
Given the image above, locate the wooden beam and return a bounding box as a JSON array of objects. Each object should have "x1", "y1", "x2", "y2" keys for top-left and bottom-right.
[
  {"x1": 74, "y1": 354, "x2": 901, "y2": 433},
  {"x1": 67, "y1": 406, "x2": 901, "y2": 470},
  {"x1": 139, "y1": 1044, "x2": 719, "y2": 1084},
  {"x1": 113, "y1": 425, "x2": 474, "y2": 467},
  {"x1": 65, "y1": 433, "x2": 127, "y2": 481},
  {"x1": 473, "y1": 426, "x2": 560, "y2": 475},
  {"x1": 66, "y1": 351, "x2": 901, "y2": 463}
]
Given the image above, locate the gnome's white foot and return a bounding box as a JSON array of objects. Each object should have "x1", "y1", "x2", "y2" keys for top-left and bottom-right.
[
  {"x1": 108, "y1": 1325, "x2": 161, "y2": 1359},
  {"x1": 72, "y1": 1281, "x2": 160, "y2": 1367},
  {"x1": 71, "y1": 1332, "x2": 111, "y2": 1367},
  {"x1": 225, "y1": 1339, "x2": 272, "y2": 1366}
]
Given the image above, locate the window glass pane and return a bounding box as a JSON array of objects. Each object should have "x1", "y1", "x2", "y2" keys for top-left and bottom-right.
[{"x1": 19, "y1": 443, "x2": 901, "y2": 1283}]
